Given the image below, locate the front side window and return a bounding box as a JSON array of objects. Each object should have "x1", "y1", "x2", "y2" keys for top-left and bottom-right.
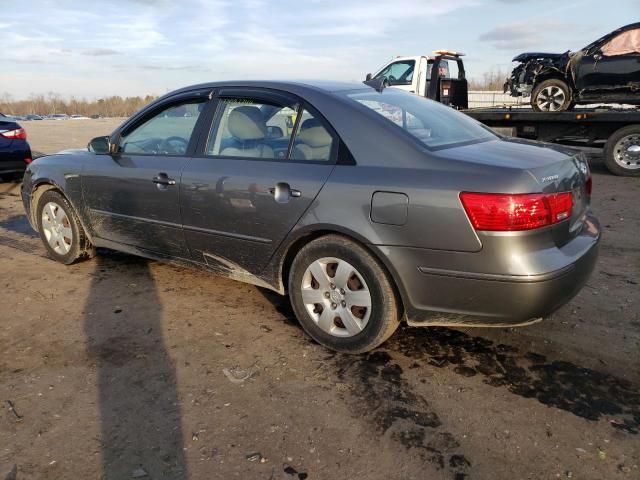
[
  {"x1": 375, "y1": 60, "x2": 415, "y2": 85},
  {"x1": 601, "y1": 29, "x2": 640, "y2": 56},
  {"x1": 120, "y1": 101, "x2": 204, "y2": 155},
  {"x1": 207, "y1": 98, "x2": 297, "y2": 159},
  {"x1": 346, "y1": 89, "x2": 496, "y2": 149}
]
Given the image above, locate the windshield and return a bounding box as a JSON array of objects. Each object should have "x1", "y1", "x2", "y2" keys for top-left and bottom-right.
[{"x1": 345, "y1": 89, "x2": 496, "y2": 149}]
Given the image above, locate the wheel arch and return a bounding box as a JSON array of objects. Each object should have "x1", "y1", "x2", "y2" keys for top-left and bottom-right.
[
  {"x1": 273, "y1": 226, "x2": 409, "y2": 319},
  {"x1": 29, "y1": 180, "x2": 93, "y2": 242}
]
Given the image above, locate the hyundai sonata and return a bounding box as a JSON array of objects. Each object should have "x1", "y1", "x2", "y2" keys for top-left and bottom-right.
[{"x1": 21, "y1": 81, "x2": 600, "y2": 352}]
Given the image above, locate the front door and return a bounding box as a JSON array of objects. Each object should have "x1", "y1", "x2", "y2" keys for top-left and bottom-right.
[
  {"x1": 81, "y1": 96, "x2": 207, "y2": 257},
  {"x1": 374, "y1": 59, "x2": 417, "y2": 93},
  {"x1": 180, "y1": 90, "x2": 337, "y2": 277},
  {"x1": 576, "y1": 28, "x2": 640, "y2": 101}
]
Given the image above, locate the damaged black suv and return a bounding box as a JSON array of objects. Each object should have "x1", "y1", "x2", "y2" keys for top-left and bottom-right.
[{"x1": 506, "y1": 23, "x2": 640, "y2": 112}]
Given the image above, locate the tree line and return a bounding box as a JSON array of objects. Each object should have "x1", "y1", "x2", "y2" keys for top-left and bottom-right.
[
  {"x1": 0, "y1": 71, "x2": 510, "y2": 118},
  {"x1": 468, "y1": 68, "x2": 510, "y2": 91},
  {"x1": 0, "y1": 93, "x2": 158, "y2": 118}
]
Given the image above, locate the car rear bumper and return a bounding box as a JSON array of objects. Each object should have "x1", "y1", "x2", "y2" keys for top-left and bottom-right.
[
  {"x1": 380, "y1": 212, "x2": 600, "y2": 327},
  {"x1": 0, "y1": 142, "x2": 31, "y2": 175}
]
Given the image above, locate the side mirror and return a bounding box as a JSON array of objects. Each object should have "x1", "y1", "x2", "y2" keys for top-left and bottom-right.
[
  {"x1": 88, "y1": 136, "x2": 111, "y2": 154},
  {"x1": 365, "y1": 73, "x2": 372, "y2": 81}
]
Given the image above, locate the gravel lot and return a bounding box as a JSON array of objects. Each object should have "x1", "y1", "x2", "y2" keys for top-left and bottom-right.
[{"x1": 0, "y1": 120, "x2": 638, "y2": 479}]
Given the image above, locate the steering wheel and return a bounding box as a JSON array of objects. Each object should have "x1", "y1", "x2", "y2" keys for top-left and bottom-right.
[
  {"x1": 159, "y1": 136, "x2": 189, "y2": 155},
  {"x1": 388, "y1": 75, "x2": 397, "y2": 83}
]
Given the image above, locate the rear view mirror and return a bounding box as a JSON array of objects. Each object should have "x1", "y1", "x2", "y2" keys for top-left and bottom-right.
[
  {"x1": 88, "y1": 136, "x2": 111, "y2": 154},
  {"x1": 365, "y1": 73, "x2": 372, "y2": 81}
]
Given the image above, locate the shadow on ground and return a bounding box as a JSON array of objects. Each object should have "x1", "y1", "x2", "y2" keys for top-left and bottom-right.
[{"x1": 84, "y1": 253, "x2": 188, "y2": 479}]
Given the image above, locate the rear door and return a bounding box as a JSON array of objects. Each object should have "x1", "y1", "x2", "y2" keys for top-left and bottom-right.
[
  {"x1": 180, "y1": 88, "x2": 337, "y2": 276},
  {"x1": 81, "y1": 93, "x2": 209, "y2": 257}
]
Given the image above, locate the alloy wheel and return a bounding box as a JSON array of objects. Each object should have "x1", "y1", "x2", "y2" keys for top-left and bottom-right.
[{"x1": 536, "y1": 86, "x2": 566, "y2": 112}]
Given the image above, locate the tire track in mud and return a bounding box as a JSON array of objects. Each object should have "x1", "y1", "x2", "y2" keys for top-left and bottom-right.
[
  {"x1": 266, "y1": 293, "x2": 471, "y2": 479},
  {"x1": 0, "y1": 214, "x2": 43, "y2": 256},
  {"x1": 328, "y1": 351, "x2": 472, "y2": 479},
  {"x1": 387, "y1": 327, "x2": 640, "y2": 435}
]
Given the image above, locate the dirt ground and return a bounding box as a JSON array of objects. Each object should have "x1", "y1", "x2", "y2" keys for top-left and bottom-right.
[{"x1": 0, "y1": 121, "x2": 638, "y2": 480}]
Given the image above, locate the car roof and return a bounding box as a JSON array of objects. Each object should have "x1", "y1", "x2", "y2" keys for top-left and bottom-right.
[{"x1": 167, "y1": 80, "x2": 370, "y2": 99}]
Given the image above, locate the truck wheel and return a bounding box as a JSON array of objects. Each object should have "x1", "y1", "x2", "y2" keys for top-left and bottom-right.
[
  {"x1": 531, "y1": 79, "x2": 572, "y2": 112},
  {"x1": 604, "y1": 125, "x2": 640, "y2": 176}
]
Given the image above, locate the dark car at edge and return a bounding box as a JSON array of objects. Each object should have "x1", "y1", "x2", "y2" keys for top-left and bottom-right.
[
  {"x1": 506, "y1": 22, "x2": 640, "y2": 112},
  {"x1": 0, "y1": 113, "x2": 32, "y2": 181},
  {"x1": 21, "y1": 81, "x2": 600, "y2": 352}
]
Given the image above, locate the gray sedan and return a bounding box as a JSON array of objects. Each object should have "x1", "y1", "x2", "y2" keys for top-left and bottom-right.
[{"x1": 21, "y1": 81, "x2": 600, "y2": 353}]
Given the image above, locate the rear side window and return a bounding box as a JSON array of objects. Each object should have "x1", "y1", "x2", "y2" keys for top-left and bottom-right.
[
  {"x1": 290, "y1": 109, "x2": 335, "y2": 162},
  {"x1": 120, "y1": 101, "x2": 204, "y2": 155},
  {"x1": 207, "y1": 98, "x2": 298, "y2": 160},
  {"x1": 346, "y1": 89, "x2": 496, "y2": 149}
]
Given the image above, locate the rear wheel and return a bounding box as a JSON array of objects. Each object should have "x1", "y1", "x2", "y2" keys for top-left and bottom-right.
[
  {"x1": 531, "y1": 79, "x2": 572, "y2": 112},
  {"x1": 288, "y1": 235, "x2": 400, "y2": 353},
  {"x1": 604, "y1": 125, "x2": 640, "y2": 176},
  {"x1": 36, "y1": 190, "x2": 95, "y2": 264}
]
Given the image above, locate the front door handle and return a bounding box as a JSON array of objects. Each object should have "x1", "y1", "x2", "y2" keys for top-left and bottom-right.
[
  {"x1": 269, "y1": 182, "x2": 301, "y2": 203},
  {"x1": 152, "y1": 172, "x2": 176, "y2": 189}
]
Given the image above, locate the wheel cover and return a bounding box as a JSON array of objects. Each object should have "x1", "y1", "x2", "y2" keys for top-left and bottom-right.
[
  {"x1": 41, "y1": 201, "x2": 73, "y2": 255},
  {"x1": 301, "y1": 257, "x2": 372, "y2": 338},
  {"x1": 536, "y1": 85, "x2": 566, "y2": 112},
  {"x1": 613, "y1": 134, "x2": 640, "y2": 170}
]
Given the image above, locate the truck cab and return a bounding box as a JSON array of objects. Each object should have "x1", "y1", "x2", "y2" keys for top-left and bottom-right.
[{"x1": 365, "y1": 51, "x2": 468, "y2": 109}]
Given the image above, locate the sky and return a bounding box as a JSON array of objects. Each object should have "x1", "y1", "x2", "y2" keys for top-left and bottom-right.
[{"x1": 0, "y1": 0, "x2": 638, "y2": 100}]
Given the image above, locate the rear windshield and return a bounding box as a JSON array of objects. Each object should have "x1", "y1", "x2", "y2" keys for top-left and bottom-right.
[{"x1": 345, "y1": 89, "x2": 496, "y2": 149}]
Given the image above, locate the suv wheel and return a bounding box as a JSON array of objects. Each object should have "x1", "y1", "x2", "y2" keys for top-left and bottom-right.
[
  {"x1": 531, "y1": 79, "x2": 572, "y2": 112},
  {"x1": 288, "y1": 235, "x2": 400, "y2": 353}
]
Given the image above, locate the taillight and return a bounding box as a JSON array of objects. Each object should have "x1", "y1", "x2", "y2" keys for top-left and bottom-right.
[
  {"x1": 24, "y1": 156, "x2": 32, "y2": 164},
  {"x1": 0, "y1": 128, "x2": 27, "y2": 140},
  {"x1": 460, "y1": 191, "x2": 573, "y2": 231},
  {"x1": 585, "y1": 176, "x2": 592, "y2": 195}
]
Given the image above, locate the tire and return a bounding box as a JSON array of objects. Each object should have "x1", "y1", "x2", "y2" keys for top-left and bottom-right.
[
  {"x1": 531, "y1": 79, "x2": 572, "y2": 112},
  {"x1": 604, "y1": 125, "x2": 640, "y2": 176},
  {"x1": 36, "y1": 190, "x2": 95, "y2": 264},
  {"x1": 288, "y1": 235, "x2": 401, "y2": 353}
]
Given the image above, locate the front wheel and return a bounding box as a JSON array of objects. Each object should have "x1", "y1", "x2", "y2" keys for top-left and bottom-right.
[
  {"x1": 36, "y1": 190, "x2": 95, "y2": 264},
  {"x1": 531, "y1": 79, "x2": 572, "y2": 112},
  {"x1": 604, "y1": 125, "x2": 640, "y2": 176},
  {"x1": 288, "y1": 235, "x2": 401, "y2": 353}
]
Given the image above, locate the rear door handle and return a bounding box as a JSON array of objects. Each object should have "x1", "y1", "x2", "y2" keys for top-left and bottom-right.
[
  {"x1": 152, "y1": 172, "x2": 176, "y2": 189},
  {"x1": 269, "y1": 182, "x2": 301, "y2": 203}
]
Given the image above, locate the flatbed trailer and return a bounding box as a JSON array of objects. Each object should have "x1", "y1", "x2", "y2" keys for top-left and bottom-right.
[
  {"x1": 366, "y1": 52, "x2": 640, "y2": 176},
  {"x1": 463, "y1": 108, "x2": 640, "y2": 176}
]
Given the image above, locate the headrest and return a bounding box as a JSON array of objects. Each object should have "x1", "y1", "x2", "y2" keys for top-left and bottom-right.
[
  {"x1": 301, "y1": 118, "x2": 322, "y2": 130},
  {"x1": 297, "y1": 119, "x2": 332, "y2": 148},
  {"x1": 228, "y1": 106, "x2": 267, "y2": 140}
]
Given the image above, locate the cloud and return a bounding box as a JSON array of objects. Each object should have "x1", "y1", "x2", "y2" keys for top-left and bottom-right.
[
  {"x1": 478, "y1": 21, "x2": 573, "y2": 50},
  {"x1": 82, "y1": 48, "x2": 121, "y2": 56}
]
